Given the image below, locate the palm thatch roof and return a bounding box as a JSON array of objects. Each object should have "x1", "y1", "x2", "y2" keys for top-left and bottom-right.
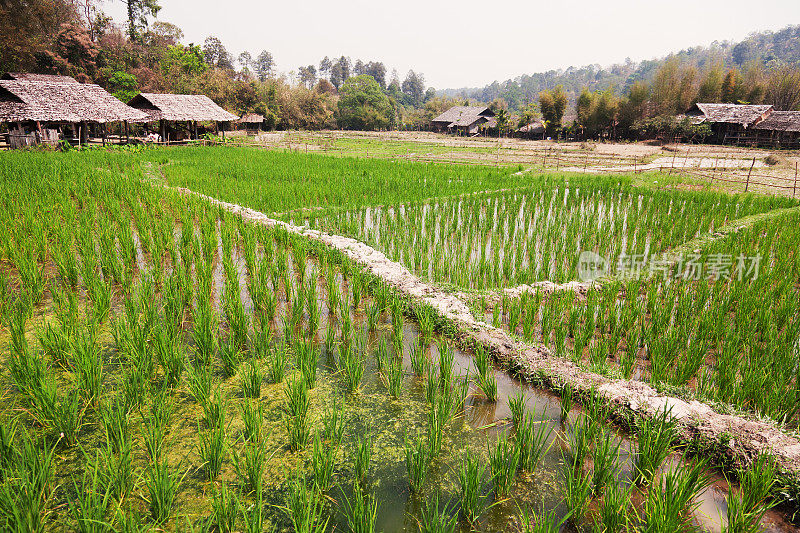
[
  {"x1": 517, "y1": 121, "x2": 545, "y2": 134},
  {"x1": 0, "y1": 78, "x2": 148, "y2": 123},
  {"x1": 236, "y1": 113, "x2": 264, "y2": 124},
  {"x1": 2, "y1": 72, "x2": 79, "y2": 83},
  {"x1": 432, "y1": 106, "x2": 495, "y2": 127},
  {"x1": 689, "y1": 103, "x2": 773, "y2": 127},
  {"x1": 128, "y1": 93, "x2": 239, "y2": 122},
  {"x1": 752, "y1": 111, "x2": 800, "y2": 133}
]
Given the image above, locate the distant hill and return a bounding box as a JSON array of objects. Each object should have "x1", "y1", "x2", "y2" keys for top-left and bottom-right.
[{"x1": 442, "y1": 25, "x2": 800, "y2": 111}]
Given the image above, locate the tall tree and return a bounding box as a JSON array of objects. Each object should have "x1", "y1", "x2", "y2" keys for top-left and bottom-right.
[
  {"x1": 539, "y1": 85, "x2": 567, "y2": 134},
  {"x1": 330, "y1": 56, "x2": 351, "y2": 89},
  {"x1": 298, "y1": 65, "x2": 317, "y2": 88},
  {"x1": 237, "y1": 51, "x2": 252, "y2": 71},
  {"x1": 766, "y1": 65, "x2": 800, "y2": 111},
  {"x1": 364, "y1": 61, "x2": 387, "y2": 88},
  {"x1": 401, "y1": 70, "x2": 425, "y2": 107},
  {"x1": 121, "y1": 0, "x2": 161, "y2": 43},
  {"x1": 338, "y1": 74, "x2": 392, "y2": 130},
  {"x1": 202, "y1": 36, "x2": 232, "y2": 69},
  {"x1": 319, "y1": 56, "x2": 332, "y2": 79},
  {"x1": 253, "y1": 50, "x2": 274, "y2": 81}
]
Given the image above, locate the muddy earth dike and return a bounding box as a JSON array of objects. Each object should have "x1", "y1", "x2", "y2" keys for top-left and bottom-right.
[{"x1": 176, "y1": 186, "x2": 800, "y2": 511}]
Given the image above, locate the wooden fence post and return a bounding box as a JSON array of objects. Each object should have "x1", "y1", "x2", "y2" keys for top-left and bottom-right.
[
  {"x1": 745, "y1": 157, "x2": 756, "y2": 192},
  {"x1": 794, "y1": 162, "x2": 798, "y2": 198}
]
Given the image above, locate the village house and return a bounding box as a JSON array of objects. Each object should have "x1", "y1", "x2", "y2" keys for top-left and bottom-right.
[
  {"x1": 751, "y1": 111, "x2": 800, "y2": 147},
  {"x1": 127, "y1": 93, "x2": 239, "y2": 142},
  {"x1": 431, "y1": 106, "x2": 496, "y2": 135},
  {"x1": 0, "y1": 73, "x2": 147, "y2": 147},
  {"x1": 236, "y1": 113, "x2": 265, "y2": 134},
  {"x1": 686, "y1": 103, "x2": 774, "y2": 144}
]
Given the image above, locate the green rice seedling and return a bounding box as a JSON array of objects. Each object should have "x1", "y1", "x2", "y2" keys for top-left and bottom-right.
[
  {"x1": 508, "y1": 391, "x2": 525, "y2": 428},
  {"x1": 142, "y1": 392, "x2": 173, "y2": 464},
  {"x1": 240, "y1": 400, "x2": 264, "y2": 443},
  {"x1": 202, "y1": 388, "x2": 227, "y2": 431},
  {"x1": 456, "y1": 455, "x2": 493, "y2": 524},
  {"x1": 516, "y1": 413, "x2": 553, "y2": 473},
  {"x1": 112, "y1": 506, "x2": 147, "y2": 533},
  {"x1": 518, "y1": 504, "x2": 571, "y2": 533},
  {"x1": 284, "y1": 476, "x2": 329, "y2": 533},
  {"x1": 220, "y1": 338, "x2": 243, "y2": 378},
  {"x1": 232, "y1": 440, "x2": 268, "y2": 493},
  {"x1": 562, "y1": 452, "x2": 592, "y2": 523},
  {"x1": 641, "y1": 460, "x2": 711, "y2": 533},
  {"x1": 559, "y1": 383, "x2": 573, "y2": 420},
  {"x1": 351, "y1": 272, "x2": 364, "y2": 308},
  {"x1": 0, "y1": 418, "x2": 18, "y2": 478},
  {"x1": 284, "y1": 379, "x2": 311, "y2": 451},
  {"x1": 374, "y1": 338, "x2": 389, "y2": 372},
  {"x1": 0, "y1": 430, "x2": 56, "y2": 533},
  {"x1": 267, "y1": 345, "x2": 287, "y2": 384},
  {"x1": 387, "y1": 355, "x2": 403, "y2": 398},
  {"x1": 284, "y1": 376, "x2": 310, "y2": 419},
  {"x1": 186, "y1": 363, "x2": 212, "y2": 404},
  {"x1": 426, "y1": 401, "x2": 445, "y2": 458},
  {"x1": 71, "y1": 326, "x2": 104, "y2": 405},
  {"x1": 354, "y1": 434, "x2": 372, "y2": 483},
  {"x1": 633, "y1": 406, "x2": 677, "y2": 486},
  {"x1": 595, "y1": 481, "x2": 632, "y2": 533},
  {"x1": 240, "y1": 490, "x2": 265, "y2": 533},
  {"x1": 198, "y1": 424, "x2": 226, "y2": 481},
  {"x1": 415, "y1": 492, "x2": 458, "y2": 533},
  {"x1": 312, "y1": 431, "x2": 336, "y2": 493},
  {"x1": 417, "y1": 304, "x2": 436, "y2": 344},
  {"x1": 405, "y1": 435, "x2": 430, "y2": 494},
  {"x1": 296, "y1": 339, "x2": 318, "y2": 388},
  {"x1": 211, "y1": 482, "x2": 238, "y2": 533},
  {"x1": 410, "y1": 341, "x2": 429, "y2": 376},
  {"x1": 120, "y1": 366, "x2": 146, "y2": 412},
  {"x1": 37, "y1": 320, "x2": 72, "y2": 369},
  {"x1": 437, "y1": 342, "x2": 454, "y2": 389},
  {"x1": 191, "y1": 292, "x2": 218, "y2": 368},
  {"x1": 322, "y1": 401, "x2": 345, "y2": 445},
  {"x1": 68, "y1": 452, "x2": 113, "y2": 533},
  {"x1": 340, "y1": 345, "x2": 365, "y2": 393},
  {"x1": 29, "y1": 379, "x2": 83, "y2": 446},
  {"x1": 100, "y1": 399, "x2": 130, "y2": 456},
  {"x1": 366, "y1": 303, "x2": 380, "y2": 331},
  {"x1": 591, "y1": 426, "x2": 621, "y2": 494},
  {"x1": 425, "y1": 365, "x2": 438, "y2": 405},
  {"x1": 489, "y1": 432, "x2": 520, "y2": 496},
  {"x1": 95, "y1": 435, "x2": 133, "y2": 502},
  {"x1": 724, "y1": 454, "x2": 778, "y2": 532},
  {"x1": 473, "y1": 345, "x2": 497, "y2": 401},
  {"x1": 153, "y1": 329, "x2": 184, "y2": 387},
  {"x1": 145, "y1": 460, "x2": 182, "y2": 524},
  {"x1": 240, "y1": 357, "x2": 263, "y2": 399},
  {"x1": 339, "y1": 481, "x2": 379, "y2": 533},
  {"x1": 89, "y1": 278, "x2": 111, "y2": 324}
]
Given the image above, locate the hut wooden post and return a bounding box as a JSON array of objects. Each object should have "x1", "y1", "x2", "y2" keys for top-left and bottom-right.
[
  {"x1": 793, "y1": 162, "x2": 798, "y2": 199},
  {"x1": 124, "y1": 121, "x2": 129, "y2": 144},
  {"x1": 221, "y1": 122, "x2": 225, "y2": 141},
  {"x1": 79, "y1": 121, "x2": 89, "y2": 146},
  {"x1": 159, "y1": 120, "x2": 166, "y2": 143}
]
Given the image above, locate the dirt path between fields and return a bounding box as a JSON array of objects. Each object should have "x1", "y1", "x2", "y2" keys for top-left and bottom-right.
[{"x1": 175, "y1": 185, "x2": 800, "y2": 501}]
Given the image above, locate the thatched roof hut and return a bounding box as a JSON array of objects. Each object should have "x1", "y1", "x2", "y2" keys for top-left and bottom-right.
[
  {"x1": 2, "y1": 72, "x2": 80, "y2": 83},
  {"x1": 127, "y1": 93, "x2": 238, "y2": 123},
  {"x1": 236, "y1": 113, "x2": 264, "y2": 124},
  {"x1": 431, "y1": 106, "x2": 496, "y2": 135},
  {"x1": 687, "y1": 103, "x2": 773, "y2": 128},
  {"x1": 0, "y1": 77, "x2": 147, "y2": 124},
  {"x1": 753, "y1": 111, "x2": 800, "y2": 133}
]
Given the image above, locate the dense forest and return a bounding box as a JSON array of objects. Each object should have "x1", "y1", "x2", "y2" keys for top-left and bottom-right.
[{"x1": 1, "y1": 1, "x2": 800, "y2": 138}]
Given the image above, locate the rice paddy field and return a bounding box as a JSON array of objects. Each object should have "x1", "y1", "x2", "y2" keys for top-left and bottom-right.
[{"x1": 0, "y1": 146, "x2": 799, "y2": 533}]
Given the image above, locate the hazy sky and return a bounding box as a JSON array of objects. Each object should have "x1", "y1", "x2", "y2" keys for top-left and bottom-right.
[{"x1": 103, "y1": 0, "x2": 800, "y2": 88}]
